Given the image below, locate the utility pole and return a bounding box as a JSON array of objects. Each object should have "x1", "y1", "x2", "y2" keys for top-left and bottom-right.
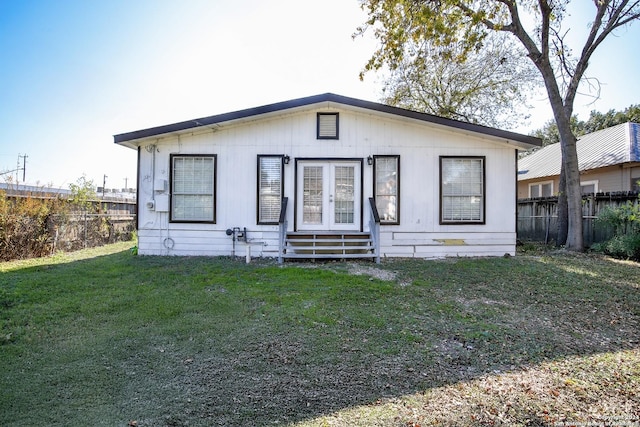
[
  {"x1": 16, "y1": 154, "x2": 28, "y2": 183},
  {"x1": 102, "y1": 175, "x2": 107, "y2": 198},
  {"x1": 124, "y1": 177, "x2": 128, "y2": 191},
  {"x1": 20, "y1": 154, "x2": 27, "y2": 182}
]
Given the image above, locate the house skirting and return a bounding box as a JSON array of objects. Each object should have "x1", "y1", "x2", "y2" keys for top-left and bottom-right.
[{"x1": 136, "y1": 228, "x2": 516, "y2": 259}]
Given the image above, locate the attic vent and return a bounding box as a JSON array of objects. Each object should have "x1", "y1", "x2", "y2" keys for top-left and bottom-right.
[{"x1": 317, "y1": 113, "x2": 339, "y2": 139}]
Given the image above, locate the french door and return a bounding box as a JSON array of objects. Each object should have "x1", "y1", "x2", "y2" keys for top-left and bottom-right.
[{"x1": 296, "y1": 160, "x2": 361, "y2": 231}]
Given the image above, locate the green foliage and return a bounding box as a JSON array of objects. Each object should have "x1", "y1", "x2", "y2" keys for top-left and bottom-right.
[
  {"x1": 379, "y1": 33, "x2": 537, "y2": 128},
  {"x1": 355, "y1": 0, "x2": 505, "y2": 78},
  {"x1": 594, "y1": 198, "x2": 640, "y2": 260},
  {"x1": 596, "y1": 199, "x2": 640, "y2": 235},
  {"x1": 357, "y1": 0, "x2": 640, "y2": 251},
  {"x1": 583, "y1": 104, "x2": 640, "y2": 134},
  {"x1": 531, "y1": 114, "x2": 586, "y2": 146},
  {"x1": 532, "y1": 104, "x2": 640, "y2": 146},
  {"x1": 68, "y1": 174, "x2": 97, "y2": 212},
  {"x1": 593, "y1": 233, "x2": 640, "y2": 261}
]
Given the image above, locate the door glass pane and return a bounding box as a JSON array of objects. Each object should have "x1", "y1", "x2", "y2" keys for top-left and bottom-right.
[
  {"x1": 303, "y1": 166, "x2": 323, "y2": 224},
  {"x1": 334, "y1": 166, "x2": 354, "y2": 224}
]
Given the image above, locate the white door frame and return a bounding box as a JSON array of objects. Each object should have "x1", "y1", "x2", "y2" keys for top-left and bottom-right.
[{"x1": 295, "y1": 159, "x2": 363, "y2": 231}]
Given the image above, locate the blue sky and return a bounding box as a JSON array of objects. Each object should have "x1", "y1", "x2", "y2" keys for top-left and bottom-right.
[{"x1": 1, "y1": 1, "x2": 638, "y2": 189}]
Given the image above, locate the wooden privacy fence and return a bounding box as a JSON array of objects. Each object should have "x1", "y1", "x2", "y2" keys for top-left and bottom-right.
[{"x1": 517, "y1": 192, "x2": 639, "y2": 246}]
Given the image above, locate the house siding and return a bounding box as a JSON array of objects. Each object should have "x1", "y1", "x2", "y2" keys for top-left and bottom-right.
[
  {"x1": 134, "y1": 105, "x2": 521, "y2": 258},
  {"x1": 518, "y1": 122, "x2": 640, "y2": 197},
  {"x1": 518, "y1": 163, "x2": 640, "y2": 197}
]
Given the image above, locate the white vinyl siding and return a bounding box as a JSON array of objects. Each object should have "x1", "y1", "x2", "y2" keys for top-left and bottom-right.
[
  {"x1": 374, "y1": 155, "x2": 399, "y2": 224},
  {"x1": 171, "y1": 155, "x2": 216, "y2": 222},
  {"x1": 440, "y1": 157, "x2": 485, "y2": 224},
  {"x1": 134, "y1": 105, "x2": 521, "y2": 258},
  {"x1": 258, "y1": 155, "x2": 283, "y2": 224}
]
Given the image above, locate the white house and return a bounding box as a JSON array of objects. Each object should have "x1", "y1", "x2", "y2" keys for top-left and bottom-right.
[{"x1": 114, "y1": 93, "x2": 540, "y2": 261}]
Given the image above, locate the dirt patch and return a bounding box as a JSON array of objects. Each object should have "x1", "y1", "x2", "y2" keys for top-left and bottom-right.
[{"x1": 346, "y1": 263, "x2": 398, "y2": 281}]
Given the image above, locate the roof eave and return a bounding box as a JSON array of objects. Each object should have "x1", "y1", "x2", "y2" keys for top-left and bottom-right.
[{"x1": 113, "y1": 93, "x2": 542, "y2": 149}]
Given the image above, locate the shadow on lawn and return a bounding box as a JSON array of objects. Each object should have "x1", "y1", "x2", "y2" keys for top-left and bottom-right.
[{"x1": 170, "y1": 255, "x2": 639, "y2": 426}]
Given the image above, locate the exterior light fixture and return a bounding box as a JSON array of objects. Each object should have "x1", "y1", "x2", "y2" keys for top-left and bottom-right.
[
  {"x1": 283, "y1": 155, "x2": 290, "y2": 164},
  {"x1": 367, "y1": 155, "x2": 373, "y2": 165}
]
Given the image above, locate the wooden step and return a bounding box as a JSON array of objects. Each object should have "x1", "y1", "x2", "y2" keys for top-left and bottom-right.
[
  {"x1": 282, "y1": 231, "x2": 376, "y2": 260},
  {"x1": 282, "y1": 253, "x2": 377, "y2": 259}
]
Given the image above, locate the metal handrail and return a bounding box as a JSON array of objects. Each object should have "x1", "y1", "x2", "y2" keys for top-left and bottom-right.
[
  {"x1": 368, "y1": 197, "x2": 381, "y2": 263},
  {"x1": 278, "y1": 197, "x2": 289, "y2": 264}
]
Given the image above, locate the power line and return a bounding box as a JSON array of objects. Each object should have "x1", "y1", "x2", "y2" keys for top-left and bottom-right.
[{"x1": 1, "y1": 154, "x2": 28, "y2": 180}]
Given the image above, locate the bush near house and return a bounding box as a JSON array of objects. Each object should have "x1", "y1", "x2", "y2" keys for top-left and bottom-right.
[
  {"x1": 593, "y1": 197, "x2": 640, "y2": 261},
  {"x1": 0, "y1": 191, "x2": 61, "y2": 260}
]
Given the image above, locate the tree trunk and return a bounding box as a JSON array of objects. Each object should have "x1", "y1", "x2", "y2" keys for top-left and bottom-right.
[
  {"x1": 555, "y1": 122, "x2": 583, "y2": 251},
  {"x1": 539, "y1": 74, "x2": 584, "y2": 251},
  {"x1": 556, "y1": 162, "x2": 568, "y2": 246}
]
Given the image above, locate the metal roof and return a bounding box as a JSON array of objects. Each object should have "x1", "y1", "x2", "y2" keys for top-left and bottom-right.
[
  {"x1": 113, "y1": 92, "x2": 541, "y2": 149},
  {"x1": 518, "y1": 122, "x2": 640, "y2": 181}
]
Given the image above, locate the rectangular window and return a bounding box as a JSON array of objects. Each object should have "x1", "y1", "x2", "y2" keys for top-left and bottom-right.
[
  {"x1": 440, "y1": 156, "x2": 485, "y2": 224},
  {"x1": 374, "y1": 155, "x2": 400, "y2": 224},
  {"x1": 529, "y1": 181, "x2": 553, "y2": 198},
  {"x1": 317, "y1": 113, "x2": 339, "y2": 139},
  {"x1": 257, "y1": 155, "x2": 284, "y2": 224},
  {"x1": 580, "y1": 180, "x2": 598, "y2": 195},
  {"x1": 170, "y1": 154, "x2": 216, "y2": 223}
]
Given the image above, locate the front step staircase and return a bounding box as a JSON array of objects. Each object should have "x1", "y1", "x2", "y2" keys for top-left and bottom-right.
[{"x1": 280, "y1": 232, "x2": 377, "y2": 262}]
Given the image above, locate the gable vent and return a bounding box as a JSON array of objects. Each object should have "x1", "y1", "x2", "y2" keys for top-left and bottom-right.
[{"x1": 317, "y1": 113, "x2": 339, "y2": 139}]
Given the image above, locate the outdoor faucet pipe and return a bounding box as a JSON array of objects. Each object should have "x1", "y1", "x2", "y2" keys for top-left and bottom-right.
[{"x1": 225, "y1": 227, "x2": 248, "y2": 256}]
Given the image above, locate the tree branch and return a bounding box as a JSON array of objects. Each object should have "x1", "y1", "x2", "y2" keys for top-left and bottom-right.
[{"x1": 564, "y1": 1, "x2": 640, "y2": 109}]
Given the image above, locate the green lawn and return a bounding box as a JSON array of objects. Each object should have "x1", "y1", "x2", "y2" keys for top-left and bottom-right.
[{"x1": 1, "y1": 243, "x2": 638, "y2": 426}]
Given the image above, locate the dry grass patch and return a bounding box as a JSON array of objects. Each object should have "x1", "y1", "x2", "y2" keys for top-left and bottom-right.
[{"x1": 298, "y1": 349, "x2": 639, "y2": 426}]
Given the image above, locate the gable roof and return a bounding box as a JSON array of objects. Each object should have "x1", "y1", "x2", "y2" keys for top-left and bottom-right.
[
  {"x1": 518, "y1": 122, "x2": 640, "y2": 181},
  {"x1": 114, "y1": 93, "x2": 541, "y2": 149}
]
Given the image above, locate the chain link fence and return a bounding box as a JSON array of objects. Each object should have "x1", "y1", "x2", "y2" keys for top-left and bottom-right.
[{"x1": 48, "y1": 213, "x2": 136, "y2": 253}]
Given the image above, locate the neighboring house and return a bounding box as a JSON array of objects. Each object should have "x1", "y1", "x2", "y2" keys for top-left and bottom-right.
[
  {"x1": 518, "y1": 122, "x2": 640, "y2": 199},
  {"x1": 114, "y1": 93, "x2": 540, "y2": 260}
]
